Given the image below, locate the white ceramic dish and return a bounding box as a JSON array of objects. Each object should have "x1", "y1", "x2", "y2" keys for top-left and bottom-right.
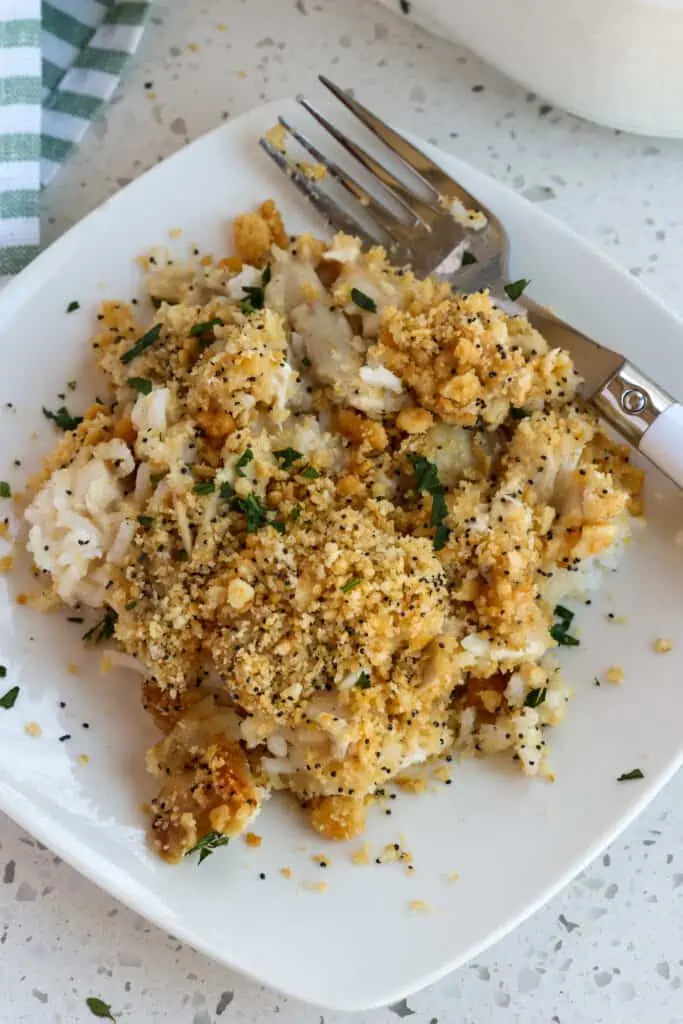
[
  {"x1": 376, "y1": 0, "x2": 683, "y2": 138},
  {"x1": 1, "y1": 100, "x2": 682, "y2": 1012}
]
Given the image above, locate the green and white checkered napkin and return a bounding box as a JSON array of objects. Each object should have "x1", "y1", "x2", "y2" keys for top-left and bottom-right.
[{"x1": 0, "y1": 0, "x2": 150, "y2": 286}]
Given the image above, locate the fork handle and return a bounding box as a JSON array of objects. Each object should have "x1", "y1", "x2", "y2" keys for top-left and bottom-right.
[
  {"x1": 593, "y1": 360, "x2": 683, "y2": 489},
  {"x1": 524, "y1": 300, "x2": 683, "y2": 488},
  {"x1": 638, "y1": 403, "x2": 683, "y2": 489}
]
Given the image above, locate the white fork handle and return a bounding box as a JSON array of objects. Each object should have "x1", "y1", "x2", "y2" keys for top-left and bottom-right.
[
  {"x1": 640, "y1": 403, "x2": 683, "y2": 489},
  {"x1": 591, "y1": 359, "x2": 683, "y2": 490}
]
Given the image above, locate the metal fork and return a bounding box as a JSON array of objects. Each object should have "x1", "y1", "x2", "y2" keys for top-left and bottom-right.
[{"x1": 259, "y1": 76, "x2": 683, "y2": 488}]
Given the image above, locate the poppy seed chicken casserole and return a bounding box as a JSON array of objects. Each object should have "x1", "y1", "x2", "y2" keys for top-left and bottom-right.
[{"x1": 24, "y1": 200, "x2": 642, "y2": 863}]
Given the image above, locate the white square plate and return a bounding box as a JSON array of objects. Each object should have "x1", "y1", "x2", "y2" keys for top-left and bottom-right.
[{"x1": 1, "y1": 100, "x2": 682, "y2": 1012}]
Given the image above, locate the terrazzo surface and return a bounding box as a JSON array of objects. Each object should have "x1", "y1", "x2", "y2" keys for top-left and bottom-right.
[{"x1": 3, "y1": 0, "x2": 683, "y2": 1020}]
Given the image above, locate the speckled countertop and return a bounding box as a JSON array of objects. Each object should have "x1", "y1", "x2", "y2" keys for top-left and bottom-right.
[{"x1": 3, "y1": 1, "x2": 683, "y2": 1021}]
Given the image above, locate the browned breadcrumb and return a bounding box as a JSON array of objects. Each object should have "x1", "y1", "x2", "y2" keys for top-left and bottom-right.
[
  {"x1": 376, "y1": 293, "x2": 579, "y2": 428},
  {"x1": 302, "y1": 880, "x2": 328, "y2": 893},
  {"x1": 233, "y1": 199, "x2": 287, "y2": 264},
  {"x1": 606, "y1": 665, "x2": 625, "y2": 685},
  {"x1": 280, "y1": 867, "x2": 292, "y2": 879},
  {"x1": 351, "y1": 842, "x2": 372, "y2": 865},
  {"x1": 24, "y1": 722, "x2": 42, "y2": 738},
  {"x1": 408, "y1": 899, "x2": 431, "y2": 913},
  {"x1": 244, "y1": 831, "x2": 262, "y2": 847},
  {"x1": 654, "y1": 637, "x2": 673, "y2": 654}
]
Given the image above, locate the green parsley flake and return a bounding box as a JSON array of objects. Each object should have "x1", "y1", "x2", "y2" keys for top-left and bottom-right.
[
  {"x1": 137, "y1": 515, "x2": 155, "y2": 528},
  {"x1": 504, "y1": 278, "x2": 530, "y2": 301},
  {"x1": 66, "y1": 300, "x2": 80, "y2": 313},
  {"x1": 341, "y1": 577, "x2": 362, "y2": 593},
  {"x1": 524, "y1": 687, "x2": 547, "y2": 708},
  {"x1": 356, "y1": 671, "x2": 371, "y2": 690},
  {"x1": 300, "y1": 465, "x2": 320, "y2": 480},
  {"x1": 617, "y1": 769, "x2": 644, "y2": 782},
  {"x1": 350, "y1": 287, "x2": 377, "y2": 313},
  {"x1": 550, "y1": 604, "x2": 579, "y2": 646},
  {"x1": 189, "y1": 317, "x2": 224, "y2": 338},
  {"x1": 194, "y1": 480, "x2": 216, "y2": 495},
  {"x1": 186, "y1": 830, "x2": 230, "y2": 864},
  {"x1": 124, "y1": 600, "x2": 138, "y2": 611},
  {"x1": 120, "y1": 322, "x2": 162, "y2": 364},
  {"x1": 0, "y1": 665, "x2": 6, "y2": 677},
  {"x1": 0, "y1": 686, "x2": 19, "y2": 710},
  {"x1": 219, "y1": 480, "x2": 234, "y2": 500},
  {"x1": 42, "y1": 405, "x2": 83, "y2": 432},
  {"x1": 0, "y1": 481, "x2": 10, "y2": 498},
  {"x1": 290, "y1": 503, "x2": 301, "y2": 522},
  {"x1": 128, "y1": 377, "x2": 153, "y2": 395},
  {"x1": 409, "y1": 454, "x2": 450, "y2": 550},
  {"x1": 85, "y1": 997, "x2": 115, "y2": 1020},
  {"x1": 231, "y1": 492, "x2": 268, "y2": 533},
  {"x1": 274, "y1": 448, "x2": 303, "y2": 470},
  {"x1": 510, "y1": 407, "x2": 528, "y2": 421},
  {"x1": 82, "y1": 608, "x2": 117, "y2": 646},
  {"x1": 461, "y1": 251, "x2": 478, "y2": 266},
  {"x1": 235, "y1": 448, "x2": 254, "y2": 477}
]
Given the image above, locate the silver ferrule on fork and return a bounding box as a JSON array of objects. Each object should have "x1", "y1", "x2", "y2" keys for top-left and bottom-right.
[{"x1": 593, "y1": 362, "x2": 674, "y2": 448}]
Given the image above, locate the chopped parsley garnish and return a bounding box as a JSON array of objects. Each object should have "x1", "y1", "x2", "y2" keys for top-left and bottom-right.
[
  {"x1": 0, "y1": 481, "x2": 10, "y2": 498},
  {"x1": 350, "y1": 287, "x2": 377, "y2": 313},
  {"x1": 341, "y1": 577, "x2": 362, "y2": 593},
  {"x1": 189, "y1": 316, "x2": 224, "y2": 338},
  {"x1": 433, "y1": 524, "x2": 450, "y2": 551},
  {"x1": 0, "y1": 686, "x2": 19, "y2": 710},
  {"x1": 127, "y1": 377, "x2": 153, "y2": 395},
  {"x1": 68, "y1": 380, "x2": 77, "y2": 391},
  {"x1": 177, "y1": 548, "x2": 189, "y2": 561},
  {"x1": 85, "y1": 996, "x2": 115, "y2": 1020},
  {"x1": 300, "y1": 465, "x2": 320, "y2": 480},
  {"x1": 409, "y1": 454, "x2": 450, "y2": 550},
  {"x1": 617, "y1": 769, "x2": 644, "y2": 782},
  {"x1": 240, "y1": 263, "x2": 271, "y2": 314},
  {"x1": 186, "y1": 830, "x2": 229, "y2": 864},
  {"x1": 274, "y1": 448, "x2": 303, "y2": 470},
  {"x1": 82, "y1": 608, "x2": 117, "y2": 646},
  {"x1": 290, "y1": 503, "x2": 301, "y2": 522},
  {"x1": 510, "y1": 407, "x2": 528, "y2": 420},
  {"x1": 235, "y1": 448, "x2": 254, "y2": 477},
  {"x1": 504, "y1": 278, "x2": 530, "y2": 301},
  {"x1": 524, "y1": 687, "x2": 547, "y2": 708},
  {"x1": 124, "y1": 600, "x2": 138, "y2": 611},
  {"x1": 219, "y1": 480, "x2": 234, "y2": 500},
  {"x1": 42, "y1": 405, "x2": 83, "y2": 431},
  {"x1": 231, "y1": 492, "x2": 268, "y2": 533},
  {"x1": 461, "y1": 251, "x2": 478, "y2": 266},
  {"x1": 0, "y1": 665, "x2": 5, "y2": 677},
  {"x1": 194, "y1": 480, "x2": 216, "y2": 495},
  {"x1": 270, "y1": 518, "x2": 286, "y2": 535},
  {"x1": 120, "y1": 322, "x2": 162, "y2": 364},
  {"x1": 356, "y1": 671, "x2": 371, "y2": 690},
  {"x1": 302, "y1": 356, "x2": 312, "y2": 368},
  {"x1": 550, "y1": 604, "x2": 579, "y2": 646},
  {"x1": 66, "y1": 300, "x2": 80, "y2": 313},
  {"x1": 67, "y1": 616, "x2": 84, "y2": 623},
  {"x1": 137, "y1": 515, "x2": 155, "y2": 527},
  {"x1": 150, "y1": 472, "x2": 165, "y2": 485}
]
